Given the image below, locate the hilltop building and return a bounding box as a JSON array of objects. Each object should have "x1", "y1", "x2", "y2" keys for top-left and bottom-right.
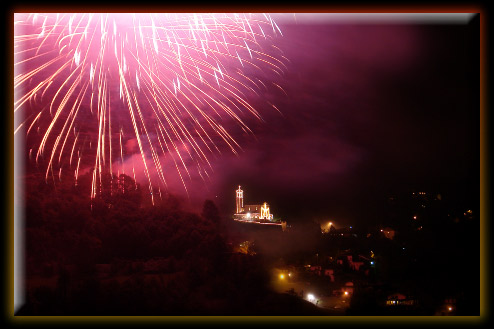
[{"x1": 233, "y1": 186, "x2": 276, "y2": 222}]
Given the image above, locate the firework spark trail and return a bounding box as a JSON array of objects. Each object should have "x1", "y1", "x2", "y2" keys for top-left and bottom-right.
[{"x1": 14, "y1": 13, "x2": 287, "y2": 202}]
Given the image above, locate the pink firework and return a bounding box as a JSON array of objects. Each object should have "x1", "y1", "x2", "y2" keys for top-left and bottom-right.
[{"x1": 14, "y1": 13, "x2": 287, "y2": 203}]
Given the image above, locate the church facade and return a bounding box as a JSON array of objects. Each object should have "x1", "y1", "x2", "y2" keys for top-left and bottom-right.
[{"x1": 233, "y1": 185, "x2": 275, "y2": 222}]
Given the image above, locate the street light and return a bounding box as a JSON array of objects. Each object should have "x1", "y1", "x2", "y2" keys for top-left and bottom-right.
[
  {"x1": 279, "y1": 274, "x2": 285, "y2": 280},
  {"x1": 325, "y1": 221, "x2": 332, "y2": 233}
]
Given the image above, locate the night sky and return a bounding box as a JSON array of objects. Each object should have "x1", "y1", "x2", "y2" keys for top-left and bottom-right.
[
  {"x1": 17, "y1": 13, "x2": 479, "y2": 227},
  {"x1": 205, "y1": 15, "x2": 479, "y2": 225}
]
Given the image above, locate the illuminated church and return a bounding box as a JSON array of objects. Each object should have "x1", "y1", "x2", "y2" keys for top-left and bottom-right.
[{"x1": 233, "y1": 185, "x2": 275, "y2": 222}]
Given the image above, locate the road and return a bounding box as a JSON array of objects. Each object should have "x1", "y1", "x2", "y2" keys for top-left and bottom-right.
[{"x1": 269, "y1": 271, "x2": 349, "y2": 313}]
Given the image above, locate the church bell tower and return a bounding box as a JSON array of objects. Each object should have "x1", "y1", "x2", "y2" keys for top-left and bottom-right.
[{"x1": 236, "y1": 185, "x2": 244, "y2": 214}]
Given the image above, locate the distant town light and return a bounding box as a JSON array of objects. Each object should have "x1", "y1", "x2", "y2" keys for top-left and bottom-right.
[{"x1": 448, "y1": 307, "x2": 453, "y2": 311}]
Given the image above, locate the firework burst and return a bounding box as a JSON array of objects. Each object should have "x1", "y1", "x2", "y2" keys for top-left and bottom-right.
[{"x1": 14, "y1": 13, "x2": 287, "y2": 203}]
